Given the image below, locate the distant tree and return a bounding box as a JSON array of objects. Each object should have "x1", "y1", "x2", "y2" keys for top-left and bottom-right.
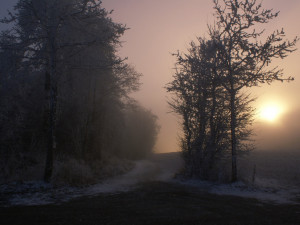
[
  {"x1": 210, "y1": 0, "x2": 298, "y2": 182},
  {"x1": 119, "y1": 101, "x2": 159, "y2": 160}
]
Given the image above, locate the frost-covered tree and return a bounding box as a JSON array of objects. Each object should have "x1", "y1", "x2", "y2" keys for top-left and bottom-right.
[
  {"x1": 167, "y1": 38, "x2": 230, "y2": 179},
  {"x1": 167, "y1": 37, "x2": 254, "y2": 180},
  {"x1": 210, "y1": 0, "x2": 298, "y2": 181},
  {"x1": 167, "y1": 0, "x2": 297, "y2": 181},
  {"x1": 0, "y1": 0, "x2": 150, "y2": 183},
  {"x1": 0, "y1": 0, "x2": 126, "y2": 182}
]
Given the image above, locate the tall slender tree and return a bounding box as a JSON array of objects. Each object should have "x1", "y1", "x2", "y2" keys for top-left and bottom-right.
[{"x1": 210, "y1": 0, "x2": 298, "y2": 181}]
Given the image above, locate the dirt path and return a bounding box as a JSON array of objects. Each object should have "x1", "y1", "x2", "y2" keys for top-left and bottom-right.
[
  {"x1": 1, "y1": 153, "x2": 300, "y2": 224},
  {"x1": 0, "y1": 153, "x2": 183, "y2": 207}
]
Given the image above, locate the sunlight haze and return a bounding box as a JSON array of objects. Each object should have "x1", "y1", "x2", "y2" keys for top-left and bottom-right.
[
  {"x1": 102, "y1": 0, "x2": 300, "y2": 152},
  {"x1": 260, "y1": 104, "x2": 284, "y2": 123},
  {"x1": 1, "y1": 0, "x2": 299, "y2": 152}
]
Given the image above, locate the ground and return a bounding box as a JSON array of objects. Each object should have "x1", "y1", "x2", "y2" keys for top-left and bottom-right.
[
  {"x1": 1, "y1": 152, "x2": 300, "y2": 224},
  {"x1": 1, "y1": 181, "x2": 300, "y2": 225}
]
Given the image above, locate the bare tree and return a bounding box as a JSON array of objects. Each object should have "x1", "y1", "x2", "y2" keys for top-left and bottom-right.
[
  {"x1": 167, "y1": 0, "x2": 296, "y2": 181},
  {"x1": 167, "y1": 38, "x2": 234, "y2": 180},
  {"x1": 210, "y1": 0, "x2": 298, "y2": 182}
]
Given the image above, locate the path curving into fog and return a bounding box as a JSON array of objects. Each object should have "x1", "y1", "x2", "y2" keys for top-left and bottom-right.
[
  {"x1": 2, "y1": 151, "x2": 299, "y2": 207},
  {"x1": 0, "y1": 152, "x2": 183, "y2": 207},
  {"x1": 88, "y1": 152, "x2": 183, "y2": 193}
]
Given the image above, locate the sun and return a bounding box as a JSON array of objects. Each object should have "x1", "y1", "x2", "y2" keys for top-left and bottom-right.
[{"x1": 260, "y1": 104, "x2": 282, "y2": 122}]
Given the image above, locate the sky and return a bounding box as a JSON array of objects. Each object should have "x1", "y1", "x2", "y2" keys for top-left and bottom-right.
[{"x1": 1, "y1": 0, "x2": 300, "y2": 153}]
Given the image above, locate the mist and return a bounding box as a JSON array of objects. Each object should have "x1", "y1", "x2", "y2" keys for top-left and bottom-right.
[
  {"x1": 1, "y1": 0, "x2": 300, "y2": 224},
  {"x1": 101, "y1": 0, "x2": 300, "y2": 154},
  {"x1": 254, "y1": 108, "x2": 300, "y2": 151}
]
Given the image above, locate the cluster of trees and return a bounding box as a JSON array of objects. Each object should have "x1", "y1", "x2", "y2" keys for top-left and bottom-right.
[
  {"x1": 0, "y1": 0, "x2": 159, "y2": 183},
  {"x1": 167, "y1": 0, "x2": 297, "y2": 181},
  {"x1": 167, "y1": 38, "x2": 254, "y2": 180}
]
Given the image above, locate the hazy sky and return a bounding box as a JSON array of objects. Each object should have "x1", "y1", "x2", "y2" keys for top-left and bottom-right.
[
  {"x1": 102, "y1": 0, "x2": 300, "y2": 152},
  {"x1": 1, "y1": 0, "x2": 300, "y2": 152}
]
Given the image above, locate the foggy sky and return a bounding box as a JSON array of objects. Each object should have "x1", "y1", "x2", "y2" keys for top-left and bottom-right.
[
  {"x1": 1, "y1": 0, "x2": 300, "y2": 152},
  {"x1": 101, "y1": 0, "x2": 300, "y2": 153}
]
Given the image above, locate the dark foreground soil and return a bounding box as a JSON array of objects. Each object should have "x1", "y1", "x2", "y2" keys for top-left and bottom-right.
[{"x1": 1, "y1": 181, "x2": 299, "y2": 225}]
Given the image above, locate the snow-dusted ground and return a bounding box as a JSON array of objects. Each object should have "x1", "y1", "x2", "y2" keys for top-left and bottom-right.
[
  {"x1": 178, "y1": 179, "x2": 300, "y2": 205},
  {"x1": 0, "y1": 153, "x2": 183, "y2": 207},
  {"x1": 1, "y1": 152, "x2": 299, "y2": 207}
]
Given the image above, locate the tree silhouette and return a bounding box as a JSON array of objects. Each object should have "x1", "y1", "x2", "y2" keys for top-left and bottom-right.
[
  {"x1": 167, "y1": 37, "x2": 254, "y2": 180},
  {"x1": 168, "y1": 0, "x2": 297, "y2": 181},
  {"x1": 210, "y1": 0, "x2": 297, "y2": 182},
  {"x1": 1, "y1": 0, "x2": 126, "y2": 182}
]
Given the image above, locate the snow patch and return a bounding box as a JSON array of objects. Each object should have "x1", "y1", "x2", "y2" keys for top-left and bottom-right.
[
  {"x1": 0, "y1": 156, "x2": 181, "y2": 207},
  {"x1": 177, "y1": 179, "x2": 300, "y2": 204}
]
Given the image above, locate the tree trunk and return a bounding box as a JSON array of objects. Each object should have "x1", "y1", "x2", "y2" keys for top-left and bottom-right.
[
  {"x1": 44, "y1": 42, "x2": 57, "y2": 183},
  {"x1": 230, "y1": 91, "x2": 237, "y2": 182},
  {"x1": 44, "y1": 86, "x2": 57, "y2": 182}
]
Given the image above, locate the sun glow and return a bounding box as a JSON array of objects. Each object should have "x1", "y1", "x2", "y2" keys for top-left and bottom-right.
[{"x1": 260, "y1": 104, "x2": 282, "y2": 122}]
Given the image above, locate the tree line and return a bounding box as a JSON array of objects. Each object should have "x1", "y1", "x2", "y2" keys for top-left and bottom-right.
[
  {"x1": 0, "y1": 0, "x2": 298, "y2": 185},
  {"x1": 167, "y1": 0, "x2": 298, "y2": 182},
  {"x1": 0, "y1": 0, "x2": 159, "y2": 184}
]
